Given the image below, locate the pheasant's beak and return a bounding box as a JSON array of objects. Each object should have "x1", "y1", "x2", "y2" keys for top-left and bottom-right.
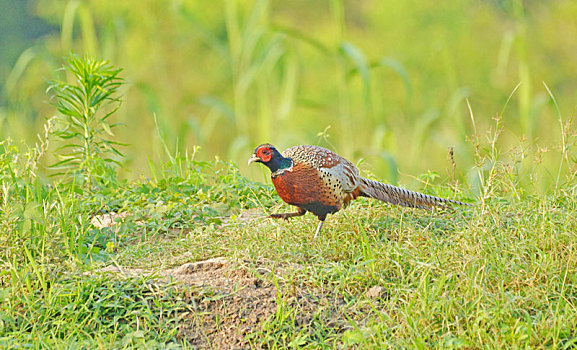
[{"x1": 247, "y1": 154, "x2": 261, "y2": 165}]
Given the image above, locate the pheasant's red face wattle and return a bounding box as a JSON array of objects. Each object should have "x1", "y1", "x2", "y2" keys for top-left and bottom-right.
[{"x1": 256, "y1": 147, "x2": 273, "y2": 163}]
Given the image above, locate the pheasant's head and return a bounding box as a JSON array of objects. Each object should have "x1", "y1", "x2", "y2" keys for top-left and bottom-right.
[
  {"x1": 248, "y1": 144, "x2": 278, "y2": 165},
  {"x1": 248, "y1": 144, "x2": 291, "y2": 173}
]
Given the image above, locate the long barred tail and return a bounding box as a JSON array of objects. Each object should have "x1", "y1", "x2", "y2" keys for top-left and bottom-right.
[{"x1": 358, "y1": 177, "x2": 468, "y2": 209}]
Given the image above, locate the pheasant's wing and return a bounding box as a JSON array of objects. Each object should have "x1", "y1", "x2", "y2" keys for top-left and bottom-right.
[{"x1": 282, "y1": 145, "x2": 360, "y2": 193}]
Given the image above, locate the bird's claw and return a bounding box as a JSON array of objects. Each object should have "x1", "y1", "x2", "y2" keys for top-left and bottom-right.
[{"x1": 268, "y1": 213, "x2": 290, "y2": 221}]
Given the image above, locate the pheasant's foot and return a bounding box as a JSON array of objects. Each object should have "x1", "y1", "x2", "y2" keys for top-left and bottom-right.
[
  {"x1": 268, "y1": 213, "x2": 293, "y2": 221},
  {"x1": 267, "y1": 213, "x2": 289, "y2": 221},
  {"x1": 268, "y1": 208, "x2": 306, "y2": 221}
]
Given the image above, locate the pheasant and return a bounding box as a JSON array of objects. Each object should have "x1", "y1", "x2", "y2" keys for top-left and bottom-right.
[{"x1": 248, "y1": 144, "x2": 467, "y2": 239}]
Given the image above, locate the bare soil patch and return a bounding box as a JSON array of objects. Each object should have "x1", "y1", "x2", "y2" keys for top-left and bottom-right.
[{"x1": 99, "y1": 258, "x2": 351, "y2": 349}]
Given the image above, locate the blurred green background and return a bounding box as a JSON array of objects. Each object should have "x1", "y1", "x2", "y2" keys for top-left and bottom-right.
[{"x1": 1, "y1": 0, "x2": 576, "y2": 190}]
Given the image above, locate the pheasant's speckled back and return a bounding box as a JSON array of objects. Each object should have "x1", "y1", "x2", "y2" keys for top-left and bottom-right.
[
  {"x1": 282, "y1": 145, "x2": 360, "y2": 194},
  {"x1": 282, "y1": 145, "x2": 345, "y2": 169}
]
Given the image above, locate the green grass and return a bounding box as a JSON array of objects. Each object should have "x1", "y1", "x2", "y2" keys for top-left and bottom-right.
[
  {"x1": 2, "y1": 1, "x2": 577, "y2": 348},
  {"x1": 3, "y1": 0, "x2": 577, "y2": 188},
  {"x1": 2, "y1": 125, "x2": 577, "y2": 347},
  {"x1": 1, "y1": 274, "x2": 189, "y2": 348}
]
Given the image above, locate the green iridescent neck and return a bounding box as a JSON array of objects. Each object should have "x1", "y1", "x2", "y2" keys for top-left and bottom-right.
[{"x1": 268, "y1": 154, "x2": 292, "y2": 172}]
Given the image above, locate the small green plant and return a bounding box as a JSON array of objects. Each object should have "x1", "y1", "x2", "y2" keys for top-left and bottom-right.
[{"x1": 48, "y1": 54, "x2": 125, "y2": 188}]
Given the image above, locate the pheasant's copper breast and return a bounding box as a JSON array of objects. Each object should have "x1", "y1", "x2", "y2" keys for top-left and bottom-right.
[
  {"x1": 274, "y1": 145, "x2": 363, "y2": 214},
  {"x1": 272, "y1": 161, "x2": 340, "y2": 207}
]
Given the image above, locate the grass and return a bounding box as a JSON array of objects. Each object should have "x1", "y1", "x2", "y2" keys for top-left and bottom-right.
[
  {"x1": 3, "y1": 0, "x2": 577, "y2": 184},
  {"x1": 2, "y1": 70, "x2": 577, "y2": 346},
  {"x1": 1, "y1": 274, "x2": 188, "y2": 348},
  {"x1": 2, "y1": 124, "x2": 577, "y2": 347},
  {"x1": 1, "y1": 2, "x2": 577, "y2": 347}
]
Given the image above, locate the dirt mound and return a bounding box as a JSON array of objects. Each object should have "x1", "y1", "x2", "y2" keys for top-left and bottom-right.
[{"x1": 99, "y1": 258, "x2": 350, "y2": 349}]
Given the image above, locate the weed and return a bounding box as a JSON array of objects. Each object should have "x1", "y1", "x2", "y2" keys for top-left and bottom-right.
[{"x1": 48, "y1": 54, "x2": 125, "y2": 189}]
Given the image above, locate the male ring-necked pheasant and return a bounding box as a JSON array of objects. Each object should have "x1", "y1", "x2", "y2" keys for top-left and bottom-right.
[{"x1": 248, "y1": 144, "x2": 467, "y2": 238}]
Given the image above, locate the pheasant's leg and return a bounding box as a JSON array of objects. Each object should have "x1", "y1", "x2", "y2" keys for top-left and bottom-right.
[
  {"x1": 313, "y1": 220, "x2": 324, "y2": 240},
  {"x1": 268, "y1": 207, "x2": 306, "y2": 221}
]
